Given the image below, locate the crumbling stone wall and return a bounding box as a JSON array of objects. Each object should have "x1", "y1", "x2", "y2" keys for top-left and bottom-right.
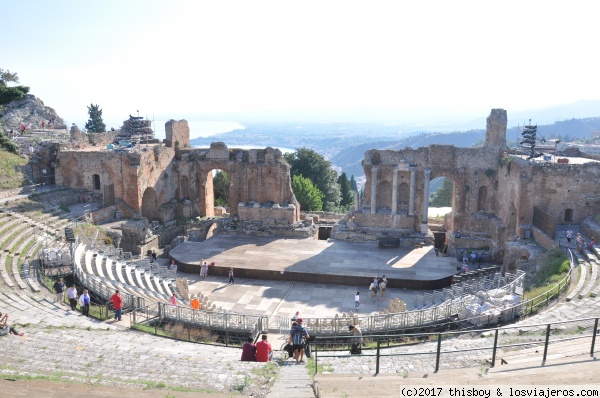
[
  {"x1": 352, "y1": 108, "x2": 600, "y2": 261},
  {"x1": 55, "y1": 122, "x2": 300, "y2": 226},
  {"x1": 165, "y1": 119, "x2": 190, "y2": 148}
]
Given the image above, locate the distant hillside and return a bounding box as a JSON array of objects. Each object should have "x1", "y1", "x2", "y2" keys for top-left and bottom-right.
[{"x1": 0, "y1": 94, "x2": 64, "y2": 134}]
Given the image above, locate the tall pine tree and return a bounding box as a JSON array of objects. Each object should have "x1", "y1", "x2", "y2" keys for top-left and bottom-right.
[
  {"x1": 337, "y1": 172, "x2": 354, "y2": 210},
  {"x1": 85, "y1": 104, "x2": 106, "y2": 133}
]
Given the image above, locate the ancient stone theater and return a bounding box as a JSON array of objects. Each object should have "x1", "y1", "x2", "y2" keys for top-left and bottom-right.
[{"x1": 54, "y1": 110, "x2": 600, "y2": 271}]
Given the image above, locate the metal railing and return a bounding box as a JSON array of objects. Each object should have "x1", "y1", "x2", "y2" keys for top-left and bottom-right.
[
  {"x1": 293, "y1": 270, "x2": 526, "y2": 335},
  {"x1": 313, "y1": 316, "x2": 599, "y2": 374},
  {"x1": 130, "y1": 302, "x2": 266, "y2": 346}
]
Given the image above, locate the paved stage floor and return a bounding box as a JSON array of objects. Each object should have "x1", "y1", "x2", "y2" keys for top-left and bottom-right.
[
  {"x1": 168, "y1": 236, "x2": 460, "y2": 321},
  {"x1": 170, "y1": 235, "x2": 457, "y2": 282}
]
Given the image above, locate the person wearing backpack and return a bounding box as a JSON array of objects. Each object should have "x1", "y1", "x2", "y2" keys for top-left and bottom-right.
[{"x1": 289, "y1": 319, "x2": 309, "y2": 364}]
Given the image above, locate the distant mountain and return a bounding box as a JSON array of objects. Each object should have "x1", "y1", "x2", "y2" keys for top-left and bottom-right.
[{"x1": 184, "y1": 100, "x2": 600, "y2": 183}]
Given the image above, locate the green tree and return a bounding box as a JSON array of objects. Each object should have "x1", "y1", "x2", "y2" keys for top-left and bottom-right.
[
  {"x1": 85, "y1": 104, "x2": 106, "y2": 133},
  {"x1": 284, "y1": 148, "x2": 341, "y2": 212},
  {"x1": 0, "y1": 68, "x2": 29, "y2": 106},
  {"x1": 291, "y1": 175, "x2": 323, "y2": 211},
  {"x1": 430, "y1": 178, "x2": 453, "y2": 207},
  {"x1": 213, "y1": 170, "x2": 230, "y2": 207},
  {"x1": 350, "y1": 175, "x2": 357, "y2": 192},
  {"x1": 337, "y1": 172, "x2": 354, "y2": 210}
]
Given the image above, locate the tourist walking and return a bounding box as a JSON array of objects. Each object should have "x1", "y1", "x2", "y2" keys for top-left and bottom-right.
[
  {"x1": 228, "y1": 268, "x2": 235, "y2": 284},
  {"x1": 379, "y1": 278, "x2": 387, "y2": 301},
  {"x1": 110, "y1": 290, "x2": 123, "y2": 321},
  {"x1": 170, "y1": 293, "x2": 177, "y2": 307},
  {"x1": 78, "y1": 289, "x2": 90, "y2": 317},
  {"x1": 566, "y1": 229, "x2": 573, "y2": 248},
  {"x1": 291, "y1": 311, "x2": 300, "y2": 322},
  {"x1": 354, "y1": 291, "x2": 360, "y2": 310},
  {"x1": 170, "y1": 259, "x2": 177, "y2": 271},
  {"x1": 200, "y1": 261, "x2": 208, "y2": 278},
  {"x1": 369, "y1": 280, "x2": 378, "y2": 301},
  {"x1": 66, "y1": 285, "x2": 78, "y2": 310},
  {"x1": 289, "y1": 318, "x2": 309, "y2": 364},
  {"x1": 53, "y1": 278, "x2": 65, "y2": 305}
]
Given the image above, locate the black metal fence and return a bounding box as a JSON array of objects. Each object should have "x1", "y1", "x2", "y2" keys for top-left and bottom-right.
[{"x1": 313, "y1": 316, "x2": 598, "y2": 374}]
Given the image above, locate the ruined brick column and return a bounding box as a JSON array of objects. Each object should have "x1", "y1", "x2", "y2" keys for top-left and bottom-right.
[
  {"x1": 370, "y1": 166, "x2": 378, "y2": 214},
  {"x1": 409, "y1": 165, "x2": 417, "y2": 216},
  {"x1": 391, "y1": 167, "x2": 399, "y2": 214},
  {"x1": 421, "y1": 168, "x2": 431, "y2": 233}
]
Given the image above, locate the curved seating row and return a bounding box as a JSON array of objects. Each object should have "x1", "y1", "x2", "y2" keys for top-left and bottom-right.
[{"x1": 78, "y1": 244, "x2": 184, "y2": 307}]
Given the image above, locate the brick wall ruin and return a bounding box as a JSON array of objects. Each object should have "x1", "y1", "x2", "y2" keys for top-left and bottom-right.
[{"x1": 55, "y1": 121, "x2": 300, "y2": 227}]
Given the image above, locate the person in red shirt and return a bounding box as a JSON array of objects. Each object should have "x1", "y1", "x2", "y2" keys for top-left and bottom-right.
[
  {"x1": 110, "y1": 290, "x2": 123, "y2": 321},
  {"x1": 255, "y1": 334, "x2": 272, "y2": 362}
]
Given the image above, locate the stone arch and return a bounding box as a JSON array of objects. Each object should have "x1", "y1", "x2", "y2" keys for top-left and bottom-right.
[
  {"x1": 141, "y1": 187, "x2": 160, "y2": 222},
  {"x1": 92, "y1": 174, "x2": 101, "y2": 190},
  {"x1": 478, "y1": 185, "x2": 488, "y2": 211},
  {"x1": 377, "y1": 180, "x2": 392, "y2": 211}
]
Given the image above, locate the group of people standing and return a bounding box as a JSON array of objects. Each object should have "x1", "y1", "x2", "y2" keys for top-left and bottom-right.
[
  {"x1": 460, "y1": 251, "x2": 485, "y2": 273},
  {"x1": 568, "y1": 229, "x2": 596, "y2": 253},
  {"x1": 53, "y1": 278, "x2": 123, "y2": 321},
  {"x1": 53, "y1": 278, "x2": 91, "y2": 316},
  {"x1": 357, "y1": 275, "x2": 388, "y2": 308}
]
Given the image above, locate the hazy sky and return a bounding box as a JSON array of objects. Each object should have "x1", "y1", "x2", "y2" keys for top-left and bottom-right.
[{"x1": 3, "y1": 0, "x2": 600, "y2": 129}]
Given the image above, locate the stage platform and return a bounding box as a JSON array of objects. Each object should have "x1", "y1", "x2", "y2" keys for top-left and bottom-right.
[{"x1": 169, "y1": 236, "x2": 458, "y2": 290}]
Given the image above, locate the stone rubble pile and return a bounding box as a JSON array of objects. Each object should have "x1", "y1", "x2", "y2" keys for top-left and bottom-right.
[{"x1": 458, "y1": 288, "x2": 521, "y2": 326}]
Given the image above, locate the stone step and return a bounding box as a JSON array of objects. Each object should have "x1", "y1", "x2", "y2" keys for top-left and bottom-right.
[
  {"x1": 266, "y1": 361, "x2": 315, "y2": 398},
  {"x1": 565, "y1": 263, "x2": 587, "y2": 302}
]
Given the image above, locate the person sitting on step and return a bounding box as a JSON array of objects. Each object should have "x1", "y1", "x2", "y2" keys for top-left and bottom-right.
[{"x1": 0, "y1": 312, "x2": 24, "y2": 337}]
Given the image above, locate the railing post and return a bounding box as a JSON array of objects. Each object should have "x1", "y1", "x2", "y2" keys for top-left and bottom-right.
[
  {"x1": 435, "y1": 333, "x2": 442, "y2": 372},
  {"x1": 314, "y1": 337, "x2": 318, "y2": 375},
  {"x1": 591, "y1": 318, "x2": 598, "y2": 357},
  {"x1": 376, "y1": 337, "x2": 381, "y2": 374},
  {"x1": 542, "y1": 324, "x2": 551, "y2": 363},
  {"x1": 491, "y1": 328, "x2": 499, "y2": 367}
]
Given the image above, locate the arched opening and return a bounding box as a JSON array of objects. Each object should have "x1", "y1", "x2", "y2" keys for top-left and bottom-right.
[
  {"x1": 478, "y1": 186, "x2": 488, "y2": 211},
  {"x1": 201, "y1": 169, "x2": 230, "y2": 217},
  {"x1": 429, "y1": 176, "x2": 454, "y2": 253},
  {"x1": 141, "y1": 187, "x2": 160, "y2": 222},
  {"x1": 376, "y1": 181, "x2": 392, "y2": 211},
  {"x1": 564, "y1": 208, "x2": 573, "y2": 222},
  {"x1": 213, "y1": 169, "x2": 230, "y2": 209},
  {"x1": 92, "y1": 174, "x2": 101, "y2": 190}
]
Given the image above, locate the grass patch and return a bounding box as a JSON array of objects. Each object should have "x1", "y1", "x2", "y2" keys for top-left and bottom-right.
[
  {"x1": 306, "y1": 357, "x2": 334, "y2": 376},
  {"x1": 524, "y1": 248, "x2": 570, "y2": 300},
  {"x1": 0, "y1": 148, "x2": 28, "y2": 190}
]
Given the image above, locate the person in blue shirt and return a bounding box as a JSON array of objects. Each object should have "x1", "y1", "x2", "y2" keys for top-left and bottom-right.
[
  {"x1": 289, "y1": 319, "x2": 309, "y2": 364},
  {"x1": 79, "y1": 289, "x2": 90, "y2": 317}
]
